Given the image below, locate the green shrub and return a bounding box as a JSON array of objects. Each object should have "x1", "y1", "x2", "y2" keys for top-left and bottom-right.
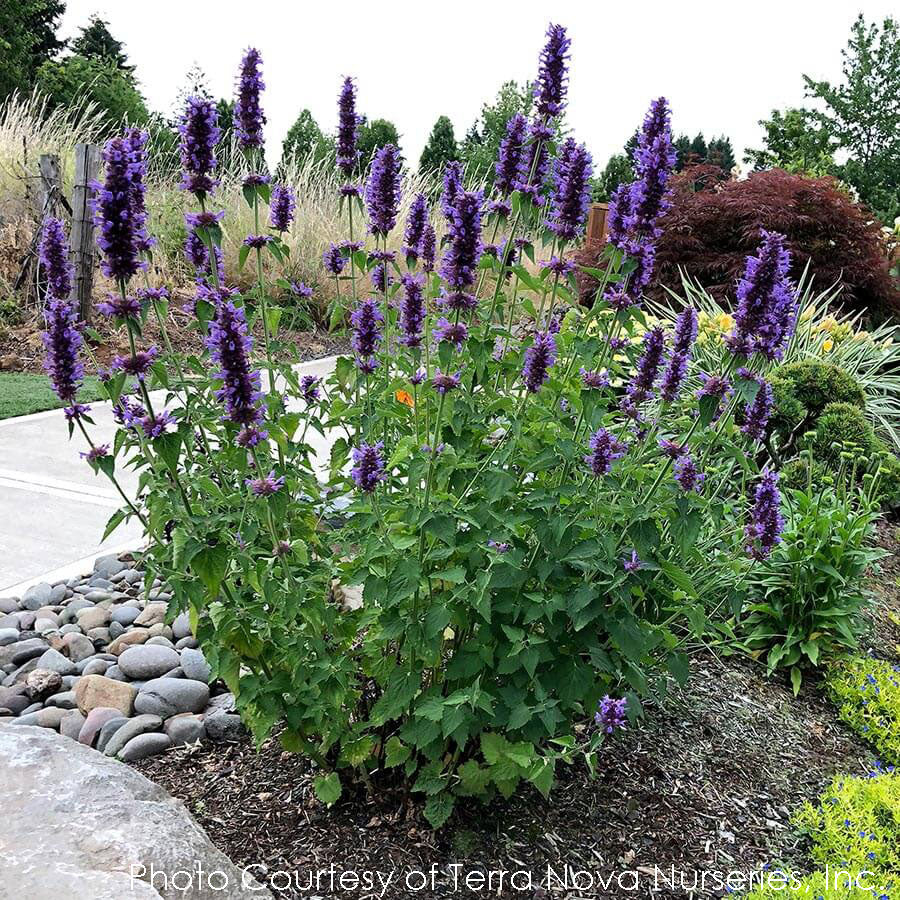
[
  {"x1": 746, "y1": 869, "x2": 893, "y2": 899},
  {"x1": 741, "y1": 486, "x2": 882, "y2": 692},
  {"x1": 827, "y1": 657, "x2": 900, "y2": 765}
]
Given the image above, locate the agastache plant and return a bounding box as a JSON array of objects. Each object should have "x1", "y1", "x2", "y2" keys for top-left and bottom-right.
[{"x1": 234, "y1": 48, "x2": 266, "y2": 152}]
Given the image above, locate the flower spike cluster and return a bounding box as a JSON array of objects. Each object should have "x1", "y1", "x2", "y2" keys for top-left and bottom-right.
[
  {"x1": 522, "y1": 330, "x2": 557, "y2": 393},
  {"x1": 234, "y1": 48, "x2": 266, "y2": 151},
  {"x1": 352, "y1": 441, "x2": 386, "y2": 492},
  {"x1": 399, "y1": 274, "x2": 426, "y2": 348},
  {"x1": 741, "y1": 376, "x2": 774, "y2": 442},
  {"x1": 365, "y1": 144, "x2": 402, "y2": 236},
  {"x1": 546, "y1": 138, "x2": 593, "y2": 241},
  {"x1": 269, "y1": 184, "x2": 296, "y2": 232},
  {"x1": 659, "y1": 307, "x2": 698, "y2": 402},
  {"x1": 403, "y1": 193, "x2": 429, "y2": 260},
  {"x1": 337, "y1": 77, "x2": 360, "y2": 177},
  {"x1": 350, "y1": 297, "x2": 384, "y2": 372},
  {"x1": 495, "y1": 113, "x2": 527, "y2": 197},
  {"x1": 440, "y1": 160, "x2": 463, "y2": 221},
  {"x1": 745, "y1": 469, "x2": 784, "y2": 560},
  {"x1": 42, "y1": 298, "x2": 85, "y2": 415},
  {"x1": 622, "y1": 326, "x2": 666, "y2": 413},
  {"x1": 534, "y1": 23, "x2": 571, "y2": 120},
  {"x1": 39, "y1": 218, "x2": 74, "y2": 301},
  {"x1": 178, "y1": 96, "x2": 220, "y2": 196},
  {"x1": 440, "y1": 190, "x2": 483, "y2": 310},
  {"x1": 585, "y1": 428, "x2": 626, "y2": 476}
]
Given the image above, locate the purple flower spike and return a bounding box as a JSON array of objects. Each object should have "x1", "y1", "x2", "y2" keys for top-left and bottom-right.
[
  {"x1": 515, "y1": 120, "x2": 552, "y2": 207},
  {"x1": 623, "y1": 326, "x2": 665, "y2": 409},
  {"x1": 495, "y1": 113, "x2": 527, "y2": 196},
  {"x1": 140, "y1": 410, "x2": 175, "y2": 439},
  {"x1": 399, "y1": 273, "x2": 426, "y2": 348},
  {"x1": 42, "y1": 299, "x2": 84, "y2": 406},
  {"x1": 727, "y1": 230, "x2": 797, "y2": 361},
  {"x1": 440, "y1": 189, "x2": 483, "y2": 308},
  {"x1": 432, "y1": 369, "x2": 461, "y2": 394},
  {"x1": 351, "y1": 441, "x2": 386, "y2": 492},
  {"x1": 433, "y1": 316, "x2": 468, "y2": 351},
  {"x1": 522, "y1": 330, "x2": 557, "y2": 393},
  {"x1": 234, "y1": 48, "x2": 266, "y2": 151},
  {"x1": 337, "y1": 77, "x2": 360, "y2": 176},
  {"x1": 546, "y1": 138, "x2": 593, "y2": 241},
  {"x1": 323, "y1": 243, "x2": 346, "y2": 275},
  {"x1": 534, "y1": 23, "x2": 571, "y2": 120},
  {"x1": 625, "y1": 98, "x2": 677, "y2": 240},
  {"x1": 246, "y1": 470, "x2": 285, "y2": 496},
  {"x1": 421, "y1": 224, "x2": 436, "y2": 273},
  {"x1": 660, "y1": 310, "x2": 698, "y2": 405},
  {"x1": 580, "y1": 367, "x2": 610, "y2": 390},
  {"x1": 440, "y1": 160, "x2": 463, "y2": 220},
  {"x1": 741, "y1": 377, "x2": 774, "y2": 442},
  {"x1": 111, "y1": 346, "x2": 159, "y2": 379},
  {"x1": 97, "y1": 293, "x2": 142, "y2": 320},
  {"x1": 672, "y1": 307, "x2": 699, "y2": 355},
  {"x1": 595, "y1": 695, "x2": 628, "y2": 734},
  {"x1": 300, "y1": 375, "x2": 321, "y2": 405},
  {"x1": 244, "y1": 234, "x2": 274, "y2": 249},
  {"x1": 350, "y1": 297, "x2": 384, "y2": 370},
  {"x1": 745, "y1": 469, "x2": 784, "y2": 561},
  {"x1": 366, "y1": 144, "x2": 402, "y2": 236},
  {"x1": 39, "y1": 217, "x2": 74, "y2": 301},
  {"x1": 622, "y1": 551, "x2": 641, "y2": 574},
  {"x1": 206, "y1": 301, "x2": 267, "y2": 431},
  {"x1": 585, "y1": 427, "x2": 626, "y2": 476},
  {"x1": 403, "y1": 192, "x2": 429, "y2": 260},
  {"x1": 178, "y1": 96, "x2": 220, "y2": 196},
  {"x1": 81, "y1": 444, "x2": 109, "y2": 462},
  {"x1": 269, "y1": 184, "x2": 296, "y2": 232},
  {"x1": 674, "y1": 453, "x2": 704, "y2": 493}
]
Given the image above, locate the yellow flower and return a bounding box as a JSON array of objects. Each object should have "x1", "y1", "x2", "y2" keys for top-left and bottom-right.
[
  {"x1": 822, "y1": 339, "x2": 834, "y2": 352},
  {"x1": 800, "y1": 304, "x2": 817, "y2": 322},
  {"x1": 395, "y1": 389, "x2": 414, "y2": 408}
]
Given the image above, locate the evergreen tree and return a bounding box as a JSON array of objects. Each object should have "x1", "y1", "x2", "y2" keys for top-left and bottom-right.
[
  {"x1": 0, "y1": 0, "x2": 66, "y2": 99},
  {"x1": 282, "y1": 108, "x2": 334, "y2": 167},
  {"x1": 419, "y1": 115, "x2": 459, "y2": 174},
  {"x1": 595, "y1": 153, "x2": 633, "y2": 201},
  {"x1": 707, "y1": 135, "x2": 736, "y2": 173},
  {"x1": 70, "y1": 15, "x2": 134, "y2": 74},
  {"x1": 357, "y1": 117, "x2": 401, "y2": 167},
  {"x1": 673, "y1": 134, "x2": 692, "y2": 171},
  {"x1": 689, "y1": 132, "x2": 708, "y2": 163}
]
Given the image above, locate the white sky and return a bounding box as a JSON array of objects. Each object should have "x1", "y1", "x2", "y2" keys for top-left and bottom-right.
[{"x1": 59, "y1": 0, "x2": 897, "y2": 171}]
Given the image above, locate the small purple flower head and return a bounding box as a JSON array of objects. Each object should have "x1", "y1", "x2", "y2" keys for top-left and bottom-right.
[
  {"x1": 112, "y1": 393, "x2": 145, "y2": 429},
  {"x1": 580, "y1": 367, "x2": 610, "y2": 390},
  {"x1": 234, "y1": 48, "x2": 266, "y2": 151},
  {"x1": 300, "y1": 375, "x2": 321, "y2": 404},
  {"x1": 403, "y1": 192, "x2": 429, "y2": 260},
  {"x1": 727, "y1": 230, "x2": 797, "y2": 361},
  {"x1": 178, "y1": 96, "x2": 220, "y2": 195},
  {"x1": 337, "y1": 77, "x2": 360, "y2": 176},
  {"x1": 323, "y1": 243, "x2": 346, "y2": 275},
  {"x1": 206, "y1": 300, "x2": 266, "y2": 430},
  {"x1": 432, "y1": 369, "x2": 461, "y2": 394},
  {"x1": 672, "y1": 307, "x2": 699, "y2": 355},
  {"x1": 440, "y1": 160, "x2": 463, "y2": 220},
  {"x1": 622, "y1": 550, "x2": 641, "y2": 574},
  {"x1": 674, "y1": 453, "x2": 704, "y2": 493},
  {"x1": 242, "y1": 173, "x2": 271, "y2": 188},
  {"x1": 623, "y1": 326, "x2": 665, "y2": 408},
  {"x1": 366, "y1": 144, "x2": 402, "y2": 236},
  {"x1": 421, "y1": 223, "x2": 436, "y2": 273},
  {"x1": 659, "y1": 351, "x2": 689, "y2": 403},
  {"x1": 269, "y1": 184, "x2": 296, "y2": 232},
  {"x1": 371, "y1": 262, "x2": 392, "y2": 293},
  {"x1": 658, "y1": 438, "x2": 686, "y2": 460},
  {"x1": 488, "y1": 199, "x2": 511, "y2": 218},
  {"x1": 351, "y1": 441, "x2": 386, "y2": 492},
  {"x1": 290, "y1": 281, "x2": 313, "y2": 300},
  {"x1": 244, "y1": 234, "x2": 274, "y2": 250},
  {"x1": 696, "y1": 373, "x2": 733, "y2": 419},
  {"x1": 606, "y1": 182, "x2": 633, "y2": 250},
  {"x1": 80, "y1": 444, "x2": 110, "y2": 462},
  {"x1": 522, "y1": 330, "x2": 557, "y2": 393},
  {"x1": 97, "y1": 293, "x2": 142, "y2": 320},
  {"x1": 184, "y1": 209, "x2": 224, "y2": 231},
  {"x1": 534, "y1": 23, "x2": 571, "y2": 120},
  {"x1": 441, "y1": 189, "x2": 483, "y2": 299},
  {"x1": 39, "y1": 217, "x2": 74, "y2": 300},
  {"x1": 140, "y1": 409, "x2": 175, "y2": 439},
  {"x1": 410, "y1": 369, "x2": 426, "y2": 385},
  {"x1": 625, "y1": 97, "x2": 677, "y2": 239},
  {"x1": 585, "y1": 427, "x2": 626, "y2": 476},
  {"x1": 745, "y1": 468, "x2": 784, "y2": 561},
  {"x1": 546, "y1": 138, "x2": 593, "y2": 241},
  {"x1": 515, "y1": 119, "x2": 552, "y2": 207},
  {"x1": 399, "y1": 273, "x2": 426, "y2": 348},
  {"x1": 495, "y1": 113, "x2": 527, "y2": 196},
  {"x1": 246, "y1": 470, "x2": 285, "y2": 496},
  {"x1": 111, "y1": 346, "x2": 159, "y2": 379},
  {"x1": 433, "y1": 316, "x2": 469, "y2": 351},
  {"x1": 595, "y1": 695, "x2": 628, "y2": 734},
  {"x1": 541, "y1": 256, "x2": 576, "y2": 277},
  {"x1": 488, "y1": 540, "x2": 511, "y2": 553},
  {"x1": 236, "y1": 424, "x2": 268, "y2": 448},
  {"x1": 741, "y1": 377, "x2": 774, "y2": 442},
  {"x1": 42, "y1": 299, "x2": 84, "y2": 405},
  {"x1": 350, "y1": 297, "x2": 384, "y2": 370}
]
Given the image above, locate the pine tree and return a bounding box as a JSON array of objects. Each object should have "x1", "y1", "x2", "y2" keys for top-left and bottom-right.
[
  {"x1": 71, "y1": 15, "x2": 135, "y2": 74},
  {"x1": 419, "y1": 115, "x2": 459, "y2": 175}
]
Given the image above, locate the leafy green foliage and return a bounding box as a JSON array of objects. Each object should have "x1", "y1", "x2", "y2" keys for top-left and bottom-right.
[
  {"x1": 827, "y1": 657, "x2": 900, "y2": 766},
  {"x1": 741, "y1": 485, "x2": 882, "y2": 691},
  {"x1": 356, "y1": 117, "x2": 401, "y2": 167},
  {"x1": 281, "y1": 109, "x2": 334, "y2": 168},
  {"x1": 419, "y1": 115, "x2": 459, "y2": 175},
  {"x1": 70, "y1": 15, "x2": 135, "y2": 74},
  {"x1": 744, "y1": 107, "x2": 837, "y2": 176},
  {"x1": 0, "y1": 0, "x2": 65, "y2": 100}
]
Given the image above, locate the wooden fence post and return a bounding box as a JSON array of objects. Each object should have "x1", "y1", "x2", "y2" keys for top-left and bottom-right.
[
  {"x1": 70, "y1": 143, "x2": 100, "y2": 322},
  {"x1": 586, "y1": 202, "x2": 609, "y2": 247},
  {"x1": 38, "y1": 154, "x2": 61, "y2": 219}
]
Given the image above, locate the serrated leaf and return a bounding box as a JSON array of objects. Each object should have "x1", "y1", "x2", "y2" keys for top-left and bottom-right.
[
  {"x1": 313, "y1": 772, "x2": 342, "y2": 806},
  {"x1": 423, "y1": 792, "x2": 455, "y2": 829}
]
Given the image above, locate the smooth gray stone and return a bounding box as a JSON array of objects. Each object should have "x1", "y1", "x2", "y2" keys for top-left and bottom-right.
[
  {"x1": 80, "y1": 658, "x2": 110, "y2": 677},
  {"x1": 134, "y1": 679, "x2": 209, "y2": 718},
  {"x1": 59, "y1": 709, "x2": 86, "y2": 740},
  {"x1": 118, "y1": 645, "x2": 180, "y2": 680},
  {"x1": 206, "y1": 692, "x2": 236, "y2": 714},
  {"x1": 49, "y1": 583, "x2": 68, "y2": 604},
  {"x1": 180, "y1": 647, "x2": 211, "y2": 683},
  {"x1": 107, "y1": 621, "x2": 125, "y2": 640},
  {"x1": 174, "y1": 636, "x2": 199, "y2": 650},
  {"x1": 118, "y1": 732, "x2": 173, "y2": 761},
  {"x1": 165, "y1": 714, "x2": 205, "y2": 745},
  {"x1": 0, "y1": 628, "x2": 19, "y2": 646},
  {"x1": 162, "y1": 667, "x2": 184, "y2": 679},
  {"x1": 103, "y1": 714, "x2": 163, "y2": 758},
  {"x1": 0, "y1": 598, "x2": 18, "y2": 614},
  {"x1": 21, "y1": 583, "x2": 52, "y2": 611},
  {"x1": 93, "y1": 554, "x2": 127, "y2": 578},
  {"x1": 171, "y1": 612, "x2": 192, "y2": 640},
  {"x1": 0, "y1": 727, "x2": 271, "y2": 898},
  {"x1": 103, "y1": 664, "x2": 126, "y2": 681},
  {"x1": 9, "y1": 638, "x2": 48, "y2": 666},
  {"x1": 34, "y1": 648, "x2": 77, "y2": 677},
  {"x1": 110, "y1": 605, "x2": 140, "y2": 626},
  {"x1": 61, "y1": 633, "x2": 95, "y2": 663},
  {"x1": 96, "y1": 715, "x2": 129, "y2": 752},
  {"x1": 44, "y1": 690, "x2": 77, "y2": 709},
  {"x1": 204, "y1": 709, "x2": 244, "y2": 743}
]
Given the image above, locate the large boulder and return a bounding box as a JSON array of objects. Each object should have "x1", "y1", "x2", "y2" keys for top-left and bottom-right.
[{"x1": 0, "y1": 727, "x2": 269, "y2": 898}]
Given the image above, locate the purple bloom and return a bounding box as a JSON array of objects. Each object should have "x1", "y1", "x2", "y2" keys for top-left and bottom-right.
[
  {"x1": 580, "y1": 367, "x2": 610, "y2": 390},
  {"x1": 672, "y1": 307, "x2": 699, "y2": 355},
  {"x1": 622, "y1": 550, "x2": 641, "y2": 573},
  {"x1": 488, "y1": 199, "x2": 511, "y2": 218},
  {"x1": 495, "y1": 113, "x2": 527, "y2": 196},
  {"x1": 488, "y1": 540, "x2": 511, "y2": 553},
  {"x1": 371, "y1": 262, "x2": 392, "y2": 293},
  {"x1": 659, "y1": 351, "x2": 689, "y2": 403},
  {"x1": 399, "y1": 273, "x2": 426, "y2": 348},
  {"x1": 546, "y1": 138, "x2": 593, "y2": 241},
  {"x1": 432, "y1": 369, "x2": 461, "y2": 394},
  {"x1": 178, "y1": 96, "x2": 220, "y2": 195},
  {"x1": 341, "y1": 240, "x2": 364, "y2": 252},
  {"x1": 661, "y1": 309, "x2": 699, "y2": 403},
  {"x1": 595, "y1": 695, "x2": 628, "y2": 734},
  {"x1": 658, "y1": 438, "x2": 686, "y2": 460},
  {"x1": 515, "y1": 119, "x2": 552, "y2": 207},
  {"x1": 584, "y1": 427, "x2": 626, "y2": 476},
  {"x1": 745, "y1": 469, "x2": 784, "y2": 561},
  {"x1": 350, "y1": 297, "x2": 384, "y2": 371},
  {"x1": 623, "y1": 326, "x2": 665, "y2": 408},
  {"x1": 541, "y1": 256, "x2": 576, "y2": 278},
  {"x1": 234, "y1": 48, "x2": 266, "y2": 151},
  {"x1": 674, "y1": 453, "x2": 704, "y2": 493},
  {"x1": 323, "y1": 243, "x2": 346, "y2": 275},
  {"x1": 440, "y1": 160, "x2": 463, "y2": 220},
  {"x1": 42, "y1": 299, "x2": 84, "y2": 405},
  {"x1": 625, "y1": 98, "x2": 677, "y2": 239},
  {"x1": 139, "y1": 287, "x2": 169, "y2": 303},
  {"x1": 140, "y1": 410, "x2": 175, "y2": 439},
  {"x1": 351, "y1": 441, "x2": 386, "y2": 492},
  {"x1": 244, "y1": 234, "x2": 274, "y2": 249},
  {"x1": 39, "y1": 217, "x2": 73, "y2": 300},
  {"x1": 246, "y1": 470, "x2": 285, "y2": 496},
  {"x1": 534, "y1": 24, "x2": 571, "y2": 120},
  {"x1": 522, "y1": 330, "x2": 557, "y2": 393},
  {"x1": 112, "y1": 393, "x2": 145, "y2": 429},
  {"x1": 236, "y1": 425, "x2": 268, "y2": 448},
  {"x1": 300, "y1": 375, "x2": 321, "y2": 404},
  {"x1": 421, "y1": 224, "x2": 436, "y2": 273},
  {"x1": 80, "y1": 444, "x2": 109, "y2": 462},
  {"x1": 123, "y1": 128, "x2": 153, "y2": 254},
  {"x1": 433, "y1": 316, "x2": 468, "y2": 351},
  {"x1": 290, "y1": 281, "x2": 313, "y2": 299},
  {"x1": 440, "y1": 190, "x2": 483, "y2": 307},
  {"x1": 741, "y1": 377, "x2": 774, "y2": 442},
  {"x1": 410, "y1": 369, "x2": 426, "y2": 385},
  {"x1": 242, "y1": 173, "x2": 270, "y2": 187},
  {"x1": 111, "y1": 346, "x2": 159, "y2": 379},
  {"x1": 337, "y1": 77, "x2": 360, "y2": 176},
  {"x1": 269, "y1": 184, "x2": 296, "y2": 232},
  {"x1": 726, "y1": 230, "x2": 797, "y2": 361},
  {"x1": 93, "y1": 134, "x2": 149, "y2": 282},
  {"x1": 97, "y1": 293, "x2": 141, "y2": 320},
  {"x1": 696, "y1": 373, "x2": 733, "y2": 421},
  {"x1": 206, "y1": 300, "x2": 267, "y2": 430},
  {"x1": 184, "y1": 210, "x2": 224, "y2": 230},
  {"x1": 403, "y1": 192, "x2": 429, "y2": 260},
  {"x1": 606, "y1": 183, "x2": 632, "y2": 250},
  {"x1": 340, "y1": 183, "x2": 362, "y2": 198},
  {"x1": 365, "y1": 144, "x2": 402, "y2": 236}
]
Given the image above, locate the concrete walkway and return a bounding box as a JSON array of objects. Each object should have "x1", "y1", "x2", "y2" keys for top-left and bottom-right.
[{"x1": 0, "y1": 355, "x2": 338, "y2": 594}]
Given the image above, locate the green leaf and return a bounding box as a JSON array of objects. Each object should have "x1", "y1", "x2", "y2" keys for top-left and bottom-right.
[
  {"x1": 313, "y1": 772, "x2": 342, "y2": 806},
  {"x1": 384, "y1": 737, "x2": 411, "y2": 768},
  {"x1": 790, "y1": 666, "x2": 803, "y2": 696},
  {"x1": 456, "y1": 759, "x2": 492, "y2": 796},
  {"x1": 433, "y1": 566, "x2": 465, "y2": 585},
  {"x1": 238, "y1": 244, "x2": 250, "y2": 270},
  {"x1": 480, "y1": 732, "x2": 507, "y2": 765},
  {"x1": 423, "y1": 792, "x2": 455, "y2": 829},
  {"x1": 102, "y1": 508, "x2": 126, "y2": 541},
  {"x1": 528, "y1": 759, "x2": 555, "y2": 799},
  {"x1": 192, "y1": 544, "x2": 229, "y2": 596}
]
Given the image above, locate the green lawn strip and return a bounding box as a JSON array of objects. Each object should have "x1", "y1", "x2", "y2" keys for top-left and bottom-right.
[{"x1": 0, "y1": 373, "x2": 104, "y2": 420}]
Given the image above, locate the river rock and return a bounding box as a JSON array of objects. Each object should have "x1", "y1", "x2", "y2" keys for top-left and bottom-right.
[
  {"x1": 118, "y1": 645, "x2": 180, "y2": 680},
  {"x1": 110, "y1": 605, "x2": 140, "y2": 626},
  {"x1": 74, "y1": 674, "x2": 136, "y2": 716},
  {"x1": 118, "y1": 732, "x2": 173, "y2": 761},
  {"x1": 61, "y1": 632, "x2": 95, "y2": 663},
  {"x1": 96, "y1": 716, "x2": 128, "y2": 752},
  {"x1": 134, "y1": 678, "x2": 209, "y2": 718},
  {"x1": 180, "y1": 648, "x2": 211, "y2": 683},
  {"x1": 134, "y1": 603, "x2": 167, "y2": 627},
  {"x1": 21, "y1": 583, "x2": 52, "y2": 610},
  {"x1": 34, "y1": 648, "x2": 77, "y2": 676},
  {"x1": 78, "y1": 707, "x2": 125, "y2": 747},
  {"x1": 165, "y1": 714, "x2": 206, "y2": 745},
  {"x1": 102, "y1": 714, "x2": 163, "y2": 758},
  {"x1": 23, "y1": 668, "x2": 62, "y2": 701},
  {"x1": 205, "y1": 709, "x2": 245, "y2": 743},
  {"x1": 59, "y1": 709, "x2": 86, "y2": 740},
  {"x1": 93, "y1": 553, "x2": 127, "y2": 578}
]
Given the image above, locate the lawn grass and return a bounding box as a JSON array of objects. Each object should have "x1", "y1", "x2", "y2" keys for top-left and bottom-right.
[{"x1": 0, "y1": 373, "x2": 104, "y2": 420}]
